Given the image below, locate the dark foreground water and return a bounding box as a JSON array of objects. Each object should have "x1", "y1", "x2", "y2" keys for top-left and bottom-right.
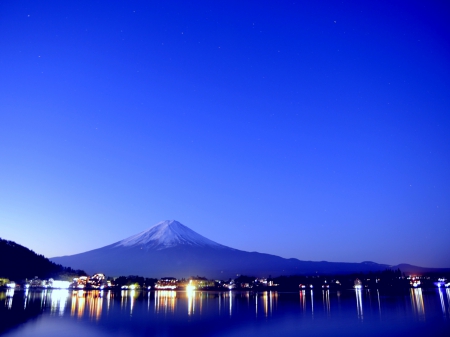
[{"x1": 1, "y1": 288, "x2": 449, "y2": 336}]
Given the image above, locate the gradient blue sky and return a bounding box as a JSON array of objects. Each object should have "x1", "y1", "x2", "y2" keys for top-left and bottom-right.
[{"x1": 1, "y1": 1, "x2": 449, "y2": 268}]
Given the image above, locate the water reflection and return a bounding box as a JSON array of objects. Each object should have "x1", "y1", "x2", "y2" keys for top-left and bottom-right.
[
  {"x1": 438, "y1": 288, "x2": 446, "y2": 317},
  {"x1": 4, "y1": 287, "x2": 450, "y2": 328},
  {"x1": 6, "y1": 289, "x2": 14, "y2": 309},
  {"x1": 255, "y1": 291, "x2": 277, "y2": 317},
  {"x1": 355, "y1": 289, "x2": 363, "y2": 320},
  {"x1": 40, "y1": 289, "x2": 48, "y2": 309},
  {"x1": 75, "y1": 290, "x2": 86, "y2": 318},
  {"x1": 70, "y1": 290, "x2": 105, "y2": 320},
  {"x1": 323, "y1": 290, "x2": 330, "y2": 316},
  {"x1": 50, "y1": 289, "x2": 69, "y2": 316},
  {"x1": 377, "y1": 290, "x2": 381, "y2": 316},
  {"x1": 299, "y1": 290, "x2": 306, "y2": 313},
  {"x1": 410, "y1": 288, "x2": 425, "y2": 321},
  {"x1": 154, "y1": 290, "x2": 176, "y2": 314},
  {"x1": 128, "y1": 290, "x2": 138, "y2": 315},
  {"x1": 216, "y1": 291, "x2": 233, "y2": 316},
  {"x1": 120, "y1": 290, "x2": 127, "y2": 310},
  {"x1": 447, "y1": 288, "x2": 450, "y2": 317},
  {"x1": 187, "y1": 289, "x2": 195, "y2": 315},
  {"x1": 2, "y1": 288, "x2": 450, "y2": 337}
]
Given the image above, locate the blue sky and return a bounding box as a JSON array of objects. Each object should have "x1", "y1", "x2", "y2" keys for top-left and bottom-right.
[{"x1": 1, "y1": 1, "x2": 449, "y2": 268}]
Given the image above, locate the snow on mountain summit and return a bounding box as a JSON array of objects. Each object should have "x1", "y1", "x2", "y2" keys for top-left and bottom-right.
[{"x1": 114, "y1": 220, "x2": 225, "y2": 250}]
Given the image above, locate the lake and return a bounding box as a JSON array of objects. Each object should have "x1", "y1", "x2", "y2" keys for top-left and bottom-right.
[{"x1": 1, "y1": 287, "x2": 449, "y2": 336}]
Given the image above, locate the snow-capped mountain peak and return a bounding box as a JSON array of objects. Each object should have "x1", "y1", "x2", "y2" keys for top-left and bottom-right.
[{"x1": 114, "y1": 220, "x2": 225, "y2": 250}]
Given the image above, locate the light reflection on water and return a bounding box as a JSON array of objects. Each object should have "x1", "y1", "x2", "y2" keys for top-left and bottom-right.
[
  {"x1": 377, "y1": 290, "x2": 381, "y2": 316},
  {"x1": 2, "y1": 288, "x2": 450, "y2": 336},
  {"x1": 355, "y1": 288, "x2": 363, "y2": 320},
  {"x1": 299, "y1": 290, "x2": 306, "y2": 313},
  {"x1": 50, "y1": 289, "x2": 68, "y2": 316},
  {"x1": 410, "y1": 288, "x2": 425, "y2": 320},
  {"x1": 155, "y1": 290, "x2": 176, "y2": 314},
  {"x1": 6, "y1": 289, "x2": 14, "y2": 309},
  {"x1": 323, "y1": 290, "x2": 330, "y2": 316},
  {"x1": 3, "y1": 287, "x2": 445, "y2": 319},
  {"x1": 68, "y1": 290, "x2": 106, "y2": 320},
  {"x1": 447, "y1": 289, "x2": 450, "y2": 317},
  {"x1": 438, "y1": 288, "x2": 446, "y2": 317}
]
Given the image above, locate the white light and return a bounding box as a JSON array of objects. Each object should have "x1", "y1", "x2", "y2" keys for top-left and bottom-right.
[{"x1": 52, "y1": 280, "x2": 70, "y2": 289}]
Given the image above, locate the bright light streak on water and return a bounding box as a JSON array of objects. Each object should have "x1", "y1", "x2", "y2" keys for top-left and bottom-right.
[
  {"x1": 263, "y1": 291, "x2": 268, "y2": 316},
  {"x1": 255, "y1": 292, "x2": 258, "y2": 316},
  {"x1": 120, "y1": 290, "x2": 127, "y2": 310},
  {"x1": 77, "y1": 291, "x2": 86, "y2": 318},
  {"x1": 411, "y1": 288, "x2": 425, "y2": 321},
  {"x1": 377, "y1": 289, "x2": 381, "y2": 317},
  {"x1": 129, "y1": 290, "x2": 136, "y2": 316},
  {"x1": 229, "y1": 291, "x2": 232, "y2": 316},
  {"x1": 355, "y1": 289, "x2": 363, "y2": 320},
  {"x1": 50, "y1": 289, "x2": 69, "y2": 316},
  {"x1": 299, "y1": 290, "x2": 306, "y2": 313},
  {"x1": 447, "y1": 289, "x2": 450, "y2": 315},
  {"x1": 187, "y1": 289, "x2": 195, "y2": 315},
  {"x1": 23, "y1": 289, "x2": 29, "y2": 310},
  {"x1": 439, "y1": 288, "x2": 446, "y2": 317},
  {"x1": 323, "y1": 290, "x2": 330, "y2": 316},
  {"x1": 70, "y1": 292, "x2": 76, "y2": 316},
  {"x1": 269, "y1": 291, "x2": 273, "y2": 316},
  {"x1": 94, "y1": 292, "x2": 103, "y2": 320},
  {"x1": 154, "y1": 290, "x2": 176, "y2": 314},
  {"x1": 40, "y1": 289, "x2": 47, "y2": 309},
  {"x1": 6, "y1": 289, "x2": 14, "y2": 309}
]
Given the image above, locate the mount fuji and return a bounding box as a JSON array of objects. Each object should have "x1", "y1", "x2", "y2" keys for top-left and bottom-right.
[{"x1": 50, "y1": 220, "x2": 428, "y2": 278}]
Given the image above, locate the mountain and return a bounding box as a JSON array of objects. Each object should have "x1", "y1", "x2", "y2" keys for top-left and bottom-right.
[
  {"x1": 114, "y1": 219, "x2": 226, "y2": 250},
  {"x1": 0, "y1": 238, "x2": 86, "y2": 282},
  {"x1": 50, "y1": 220, "x2": 440, "y2": 279}
]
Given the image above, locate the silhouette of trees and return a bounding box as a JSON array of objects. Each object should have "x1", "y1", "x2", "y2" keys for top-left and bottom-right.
[{"x1": 0, "y1": 238, "x2": 86, "y2": 282}]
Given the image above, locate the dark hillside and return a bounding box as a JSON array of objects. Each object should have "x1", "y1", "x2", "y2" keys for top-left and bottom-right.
[{"x1": 0, "y1": 238, "x2": 85, "y2": 282}]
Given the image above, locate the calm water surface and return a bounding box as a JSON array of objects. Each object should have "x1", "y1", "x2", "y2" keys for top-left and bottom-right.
[{"x1": 1, "y1": 288, "x2": 449, "y2": 336}]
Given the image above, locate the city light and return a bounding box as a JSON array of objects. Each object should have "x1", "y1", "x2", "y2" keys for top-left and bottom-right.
[
  {"x1": 52, "y1": 281, "x2": 71, "y2": 289},
  {"x1": 6, "y1": 282, "x2": 16, "y2": 288}
]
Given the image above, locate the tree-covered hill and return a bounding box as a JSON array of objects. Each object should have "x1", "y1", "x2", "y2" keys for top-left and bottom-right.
[{"x1": 0, "y1": 238, "x2": 86, "y2": 282}]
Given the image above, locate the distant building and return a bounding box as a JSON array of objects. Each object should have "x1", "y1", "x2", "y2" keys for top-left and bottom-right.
[{"x1": 155, "y1": 278, "x2": 178, "y2": 290}]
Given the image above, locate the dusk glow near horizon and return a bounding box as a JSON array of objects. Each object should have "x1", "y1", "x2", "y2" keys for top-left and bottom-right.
[{"x1": 1, "y1": 1, "x2": 449, "y2": 268}]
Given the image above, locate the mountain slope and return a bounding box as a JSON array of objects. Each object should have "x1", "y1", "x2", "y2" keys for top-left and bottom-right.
[
  {"x1": 0, "y1": 238, "x2": 86, "y2": 281},
  {"x1": 50, "y1": 220, "x2": 400, "y2": 278},
  {"x1": 113, "y1": 220, "x2": 227, "y2": 250}
]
